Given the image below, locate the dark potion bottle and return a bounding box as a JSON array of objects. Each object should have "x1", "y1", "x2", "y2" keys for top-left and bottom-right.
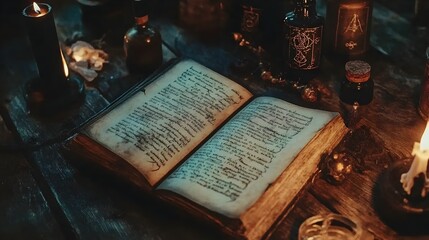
[
  {"x1": 124, "y1": 0, "x2": 163, "y2": 74},
  {"x1": 340, "y1": 60, "x2": 373, "y2": 105},
  {"x1": 240, "y1": 0, "x2": 264, "y2": 43},
  {"x1": 283, "y1": 0, "x2": 324, "y2": 84},
  {"x1": 325, "y1": 0, "x2": 373, "y2": 60}
]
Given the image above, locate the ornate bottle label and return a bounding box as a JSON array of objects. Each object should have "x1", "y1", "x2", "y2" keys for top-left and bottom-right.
[
  {"x1": 335, "y1": 3, "x2": 370, "y2": 55},
  {"x1": 287, "y1": 25, "x2": 323, "y2": 70},
  {"x1": 241, "y1": 5, "x2": 261, "y2": 33}
]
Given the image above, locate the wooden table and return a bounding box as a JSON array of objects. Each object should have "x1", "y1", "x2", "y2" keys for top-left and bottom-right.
[{"x1": 1, "y1": 0, "x2": 428, "y2": 239}]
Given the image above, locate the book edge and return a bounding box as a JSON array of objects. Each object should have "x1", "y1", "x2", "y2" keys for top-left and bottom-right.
[{"x1": 240, "y1": 115, "x2": 348, "y2": 240}]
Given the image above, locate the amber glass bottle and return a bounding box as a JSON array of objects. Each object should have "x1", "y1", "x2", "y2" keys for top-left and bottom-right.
[
  {"x1": 124, "y1": 0, "x2": 163, "y2": 74},
  {"x1": 324, "y1": 0, "x2": 373, "y2": 60},
  {"x1": 283, "y1": 0, "x2": 324, "y2": 84}
]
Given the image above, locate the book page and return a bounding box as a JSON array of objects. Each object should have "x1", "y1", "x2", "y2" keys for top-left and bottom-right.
[
  {"x1": 157, "y1": 96, "x2": 337, "y2": 218},
  {"x1": 85, "y1": 59, "x2": 253, "y2": 186}
]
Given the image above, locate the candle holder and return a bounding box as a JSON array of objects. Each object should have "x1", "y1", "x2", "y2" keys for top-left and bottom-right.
[
  {"x1": 375, "y1": 158, "x2": 429, "y2": 235},
  {"x1": 23, "y1": 3, "x2": 84, "y2": 115},
  {"x1": 25, "y1": 75, "x2": 85, "y2": 115}
]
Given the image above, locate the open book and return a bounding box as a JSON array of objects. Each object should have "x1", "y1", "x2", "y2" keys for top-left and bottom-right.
[{"x1": 65, "y1": 59, "x2": 348, "y2": 240}]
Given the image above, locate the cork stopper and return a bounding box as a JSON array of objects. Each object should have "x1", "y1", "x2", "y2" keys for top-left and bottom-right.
[
  {"x1": 345, "y1": 60, "x2": 371, "y2": 83},
  {"x1": 133, "y1": 0, "x2": 150, "y2": 18}
]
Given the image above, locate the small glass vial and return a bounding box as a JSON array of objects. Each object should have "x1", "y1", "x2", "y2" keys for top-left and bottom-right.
[
  {"x1": 418, "y1": 47, "x2": 429, "y2": 119},
  {"x1": 340, "y1": 60, "x2": 373, "y2": 105},
  {"x1": 124, "y1": 0, "x2": 163, "y2": 74}
]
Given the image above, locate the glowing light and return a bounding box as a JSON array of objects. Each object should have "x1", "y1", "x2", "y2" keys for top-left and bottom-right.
[
  {"x1": 33, "y1": 2, "x2": 41, "y2": 14},
  {"x1": 61, "y1": 50, "x2": 69, "y2": 78},
  {"x1": 420, "y1": 121, "x2": 429, "y2": 151}
]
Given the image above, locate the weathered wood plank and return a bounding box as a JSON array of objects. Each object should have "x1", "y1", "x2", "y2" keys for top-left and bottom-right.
[
  {"x1": 5, "y1": 79, "x2": 227, "y2": 240},
  {"x1": 2, "y1": 1, "x2": 228, "y2": 239},
  {"x1": 26, "y1": 143, "x2": 227, "y2": 240},
  {"x1": 0, "y1": 115, "x2": 65, "y2": 240},
  {"x1": 2, "y1": 1, "x2": 429, "y2": 240},
  {"x1": 269, "y1": 191, "x2": 332, "y2": 240},
  {"x1": 269, "y1": 126, "x2": 400, "y2": 240}
]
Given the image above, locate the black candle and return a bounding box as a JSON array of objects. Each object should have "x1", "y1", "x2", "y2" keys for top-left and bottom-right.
[{"x1": 23, "y1": 3, "x2": 68, "y2": 97}]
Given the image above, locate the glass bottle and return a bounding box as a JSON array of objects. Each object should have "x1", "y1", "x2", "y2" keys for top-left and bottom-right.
[
  {"x1": 324, "y1": 0, "x2": 373, "y2": 60},
  {"x1": 240, "y1": 0, "x2": 264, "y2": 42},
  {"x1": 179, "y1": 0, "x2": 230, "y2": 37},
  {"x1": 283, "y1": 0, "x2": 324, "y2": 84},
  {"x1": 124, "y1": 0, "x2": 163, "y2": 74},
  {"x1": 339, "y1": 60, "x2": 373, "y2": 129},
  {"x1": 340, "y1": 60, "x2": 373, "y2": 105}
]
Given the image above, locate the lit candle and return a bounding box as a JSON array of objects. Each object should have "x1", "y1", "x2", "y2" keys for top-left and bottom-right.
[
  {"x1": 400, "y1": 121, "x2": 429, "y2": 197},
  {"x1": 29, "y1": 2, "x2": 46, "y2": 16},
  {"x1": 23, "y1": 2, "x2": 68, "y2": 97}
]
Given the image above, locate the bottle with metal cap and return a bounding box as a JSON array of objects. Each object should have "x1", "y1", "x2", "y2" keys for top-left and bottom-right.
[{"x1": 340, "y1": 60, "x2": 373, "y2": 105}]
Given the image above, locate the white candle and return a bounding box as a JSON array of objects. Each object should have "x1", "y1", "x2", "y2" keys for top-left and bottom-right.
[{"x1": 400, "y1": 122, "x2": 429, "y2": 197}]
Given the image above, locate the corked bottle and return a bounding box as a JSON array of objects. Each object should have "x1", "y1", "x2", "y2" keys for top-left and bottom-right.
[{"x1": 340, "y1": 60, "x2": 373, "y2": 105}]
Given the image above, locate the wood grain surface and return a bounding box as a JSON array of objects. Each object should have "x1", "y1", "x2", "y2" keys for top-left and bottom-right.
[{"x1": 1, "y1": 0, "x2": 428, "y2": 239}]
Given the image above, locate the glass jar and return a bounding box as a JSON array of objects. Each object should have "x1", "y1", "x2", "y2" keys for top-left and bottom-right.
[
  {"x1": 298, "y1": 214, "x2": 363, "y2": 240},
  {"x1": 340, "y1": 60, "x2": 373, "y2": 105}
]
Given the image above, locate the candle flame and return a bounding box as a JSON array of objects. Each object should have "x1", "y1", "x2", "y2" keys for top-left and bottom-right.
[
  {"x1": 420, "y1": 121, "x2": 429, "y2": 151},
  {"x1": 33, "y1": 2, "x2": 41, "y2": 14},
  {"x1": 61, "y1": 50, "x2": 69, "y2": 78}
]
